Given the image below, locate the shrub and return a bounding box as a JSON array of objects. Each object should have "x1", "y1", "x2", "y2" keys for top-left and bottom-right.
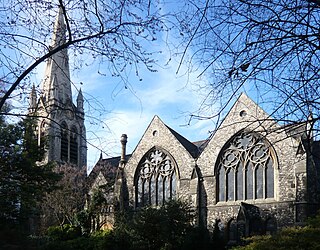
[{"x1": 47, "y1": 224, "x2": 82, "y2": 241}]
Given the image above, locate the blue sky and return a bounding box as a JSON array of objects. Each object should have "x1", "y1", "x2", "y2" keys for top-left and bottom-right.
[
  {"x1": 33, "y1": 40, "x2": 216, "y2": 172},
  {"x1": 0, "y1": 0, "x2": 219, "y2": 172},
  {"x1": 76, "y1": 57, "x2": 216, "y2": 171}
]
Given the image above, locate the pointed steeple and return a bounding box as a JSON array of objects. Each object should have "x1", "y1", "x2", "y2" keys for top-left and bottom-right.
[
  {"x1": 28, "y1": 85, "x2": 37, "y2": 112},
  {"x1": 51, "y1": 6, "x2": 66, "y2": 48},
  {"x1": 34, "y1": 6, "x2": 87, "y2": 169},
  {"x1": 77, "y1": 88, "x2": 84, "y2": 112},
  {"x1": 41, "y1": 5, "x2": 71, "y2": 105}
]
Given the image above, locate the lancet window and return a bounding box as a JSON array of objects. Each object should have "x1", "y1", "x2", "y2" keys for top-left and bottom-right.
[
  {"x1": 60, "y1": 122, "x2": 79, "y2": 165},
  {"x1": 60, "y1": 122, "x2": 68, "y2": 162},
  {"x1": 135, "y1": 148, "x2": 177, "y2": 207},
  {"x1": 216, "y1": 131, "x2": 275, "y2": 202},
  {"x1": 70, "y1": 126, "x2": 78, "y2": 164}
]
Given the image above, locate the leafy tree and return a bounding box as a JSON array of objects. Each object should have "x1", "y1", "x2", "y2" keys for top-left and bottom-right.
[
  {"x1": 233, "y1": 212, "x2": 320, "y2": 250},
  {"x1": 114, "y1": 200, "x2": 197, "y2": 250},
  {"x1": 0, "y1": 107, "x2": 60, "y2": 243},
  {"x1": 41, "y1": 199, "x2": 219, "y2": 250}
]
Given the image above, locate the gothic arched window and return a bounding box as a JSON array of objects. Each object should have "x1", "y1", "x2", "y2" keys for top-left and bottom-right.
[
  {"x1": 135, "y1": 148, "x2": 177, "y2": 208},
  {"x1": 216, "y1": 131, "x2": 276, "y2": 202},
  {"x1": 60, "y1": 122, "x2": 68, "y2": 162},
  {"x1": 70, "y1": 126, "x2": 78, "y2": 164}
]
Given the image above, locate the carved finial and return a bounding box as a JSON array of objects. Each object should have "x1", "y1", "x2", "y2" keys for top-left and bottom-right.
[
  {"x1": 77, "y1": 88, "x2": 84, "y2": 112},
  {"x1": 28, "y1": 85, "x2": 37, "y2": 113}
]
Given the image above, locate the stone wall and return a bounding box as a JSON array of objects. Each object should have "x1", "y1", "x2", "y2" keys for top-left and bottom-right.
[{"x1": 116, "y1": 93, "x2": 318, "y2": 240}]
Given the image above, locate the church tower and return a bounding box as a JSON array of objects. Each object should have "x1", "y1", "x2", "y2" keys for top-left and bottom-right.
[{"x1": 29, "y1": 6, "x2": 87, "y2": 169}]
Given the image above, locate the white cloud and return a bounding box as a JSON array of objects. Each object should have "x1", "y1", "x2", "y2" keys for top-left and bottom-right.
[{"x1": 69, "y1": 25, "x2": 219, "y2": 171}]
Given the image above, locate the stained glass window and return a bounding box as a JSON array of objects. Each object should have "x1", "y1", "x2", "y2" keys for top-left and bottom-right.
[
  {"x1": 135, "y1": 148, "x2": 177, "y2": 207},
  {"x1": 60, "y1": 123, "x2": 78, "y2": 165},
  {"x1": 216, "y1": 131, "x2": 275, "y2": 202},
  {"x1": 60, "y1": 122, "x2": 68, "y2": 162},
  {"x1": 70, "y1": 126, "x2": 78, "y2": 164}
]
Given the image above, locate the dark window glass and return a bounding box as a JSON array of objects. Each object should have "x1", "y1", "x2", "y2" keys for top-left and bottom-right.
[
  {"x1": 237, "y1": 165, "x2": 243, "y2": 200},
  {"x1": 135, "y1": 148, "x2": 176, "y2": 207},
  {"x1": 218, "y1": 167, "x2": 226, "y2": 202},
  {"x1": 60, "y1": 123, "x2": 68, "y2": 162},
  {"x1": 150, "y1": 175, "x2": 156, "y2": 205},
  {"x1": 216, "y1": 132, "x2": 276, "y2": 202},
  {"x1": 246, "y1": 163, "x2": 253, "y2": 200},
  {"x1": 227, "y1": 168, "x2": 234, "y2": 201},
  {"x1": 266, "y1": 159, "x2": 274, "y2": 198},
  {"x1": 137, "y1": 178, "x2": 143, "y2": 207},
  {"x1": 70, "y1": 127, "x2": 78, "y2": 164},
  {"x1": 256, "y1": 165, "x2": 264, "y2": 199}
]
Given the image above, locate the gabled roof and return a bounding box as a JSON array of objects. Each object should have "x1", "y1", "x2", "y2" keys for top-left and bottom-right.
[
  {"x1": 237, "y1": 202, "x2": 261, "y2": 222},
  {"x1": 192, "y1": 139, "x2": 210, "y2": 154},
  {"x1": 87, "y1": 156, "x2": 121, "y2": 187},
  {"x1": 165, "y1": 125, "x2": 200, "y2": 158}
]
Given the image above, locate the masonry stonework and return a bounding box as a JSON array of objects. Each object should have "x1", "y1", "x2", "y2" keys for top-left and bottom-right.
[{"x1": 89, "y1": 93, "x2": 320, "y2": 241}]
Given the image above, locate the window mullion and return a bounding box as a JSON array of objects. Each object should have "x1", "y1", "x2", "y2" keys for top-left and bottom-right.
[{"x1": 233, "y1": 169, "x2": 236, "y2": 201}]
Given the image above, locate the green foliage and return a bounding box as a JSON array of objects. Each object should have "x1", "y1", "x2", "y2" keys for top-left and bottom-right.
[
  {"x1": 233, "y1": 211, "x2": 320, "y2": 250},
  {"x1": 47, "y1": 224, "x2": 82, "y2": 241},
  {"x1": 0, "y1": 116, "x2": 60, "y2": 230},
  {"x1": 75, "y1": 210, "x2": 91, "y2": 235},
  {"x1": 40, "y1": 229, "x2": 115, "y2": 250},
  {"x1": 88, "y1": 188, "x2": 107, "y2": 214},
  {"x1": 128, "y1": 200, "x2": 195, "y2": 250},
  {"x1": 0, "y1": 114, "x2": 61, "y2": 247},
  {"x1": 110, "y1": 199, "x2": 213, "y2": 250},
  {"x1": 41, "y1": 199, "x2": 219, "y2": 250}
]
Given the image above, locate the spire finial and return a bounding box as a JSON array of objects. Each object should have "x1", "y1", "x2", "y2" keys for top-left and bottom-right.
[
  {"x1": 28, "y1": 85, "x2": 37, "y2": 112},
  {"x1": 77, "y1": 88, "x2": 84, "y2": 112},
  {"x1": 52, "y1": 5, "x2": 66, "y2": 47}
]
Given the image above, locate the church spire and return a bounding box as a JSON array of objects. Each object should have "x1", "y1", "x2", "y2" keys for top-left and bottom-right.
[
  {"x1": 34, "y1": 6, "x2": 87, "y2": 169},
  {"x1": 28, "y1": 84, "x2": 37, "y2": 113},
  {"x1": 77, "y1": 88, "x2": 84, "y2": 113},
  {"x1": 51, "y1": 6, "x2": 66, "y2": 47},
  {"x1": 41, "y1": 5, "x2": 71, "y2": 105}
]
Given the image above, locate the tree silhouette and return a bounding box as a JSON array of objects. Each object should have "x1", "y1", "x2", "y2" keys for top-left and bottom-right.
[
  {"x1": 177, "y1": 0, "x2": 320, "y2": 136},
  {"x1": 0, "y1": 0, "x2": 169, "y2": 110}
]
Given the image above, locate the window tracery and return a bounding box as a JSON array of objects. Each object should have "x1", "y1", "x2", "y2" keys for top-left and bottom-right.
[
  {"x1": 135, "y1": 148, "x2": 177, "y2": 207},
  {"x1": 217, "y1": 131, "x2": 275, "y2": 202}
]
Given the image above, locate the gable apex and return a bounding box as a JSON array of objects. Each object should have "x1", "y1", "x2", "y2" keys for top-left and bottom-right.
[
  {"x1": 128, "y1": 115, "x2": 199, "y2": 164},
  {"x1": 219, "y1": 92, "x2": 278, "y2": 133}
]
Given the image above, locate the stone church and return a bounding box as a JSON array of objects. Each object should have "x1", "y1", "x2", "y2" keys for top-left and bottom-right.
[
  {"x1": 31, "y1": 6, "x2": 320, "y2": 243},
  {"x1": 29, "y1": 7, "x2": 87, "y2": 169},
  {"x1": 89, "y1": 93, "x2": 320, "y2": 242}
]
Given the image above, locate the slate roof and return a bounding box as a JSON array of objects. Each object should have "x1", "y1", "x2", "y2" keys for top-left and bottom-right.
[
  {"x1": 192, "y1": 139, "x2": 210, "y2": 154},
  {"x1": 166, "y1": 125, "x2": 201, "y2": 158},
  {"x1": 87, "y1": 156, "x2": 120, "y2": 187}
]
